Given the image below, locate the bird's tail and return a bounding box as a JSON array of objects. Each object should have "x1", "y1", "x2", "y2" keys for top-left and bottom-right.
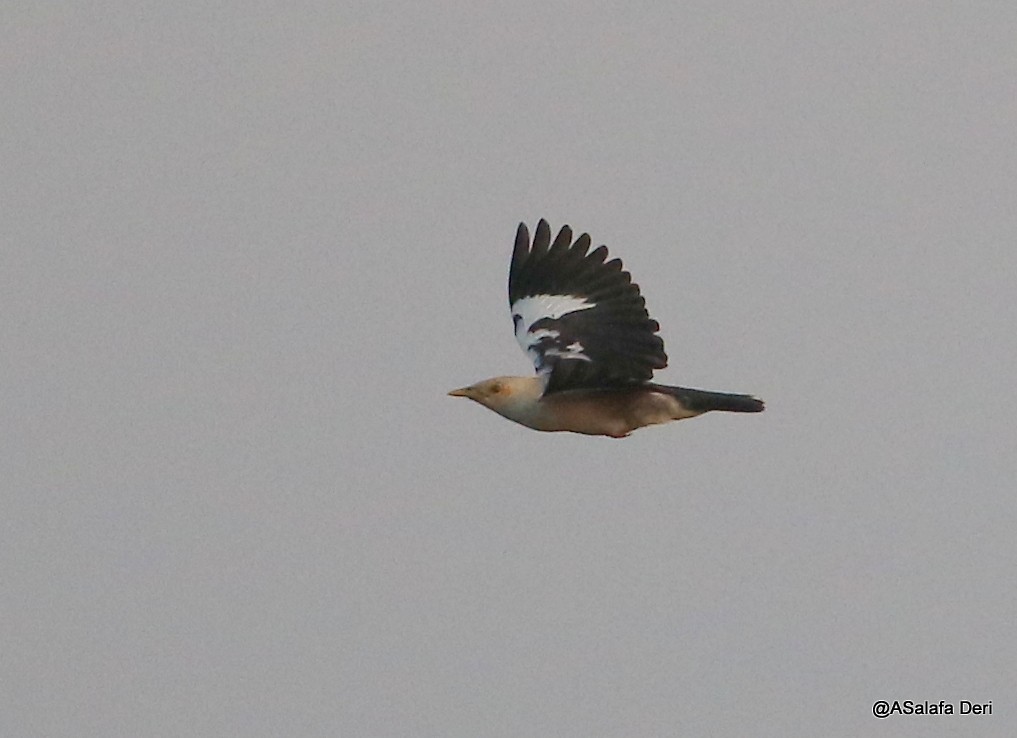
[{"x1": 650, "y1": 384, "x2": 765, "y2": 414}]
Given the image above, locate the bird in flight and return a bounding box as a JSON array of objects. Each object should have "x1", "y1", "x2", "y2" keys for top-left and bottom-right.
[{"x1": 448, "y1": 220, "x2": 764, "y2": 437}]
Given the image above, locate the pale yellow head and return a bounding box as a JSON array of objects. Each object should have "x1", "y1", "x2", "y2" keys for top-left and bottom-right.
[{"x1": 447, "y1": 376, "x2": 545, "y2": 425}]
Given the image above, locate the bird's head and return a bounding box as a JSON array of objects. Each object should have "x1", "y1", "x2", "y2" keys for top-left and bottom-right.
[{"x1": 447, "y1": 376, "x2": 541, "y2": 414}]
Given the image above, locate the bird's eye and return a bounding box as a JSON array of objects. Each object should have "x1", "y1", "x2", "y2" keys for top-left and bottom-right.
[{"x1": 490, "y1": 382, "x2": 503, "y2": 394}]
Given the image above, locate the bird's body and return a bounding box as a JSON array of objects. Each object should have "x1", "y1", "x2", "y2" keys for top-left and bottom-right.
[{"x1": 449, "y1": 220, "x2": 763, "y2": 437}]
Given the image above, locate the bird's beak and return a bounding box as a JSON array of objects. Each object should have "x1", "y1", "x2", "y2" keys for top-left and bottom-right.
[{"x1": 447, "y1": 386, "x2": 472, "y2": 398}]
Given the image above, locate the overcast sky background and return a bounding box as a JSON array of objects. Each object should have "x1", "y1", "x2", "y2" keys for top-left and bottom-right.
[{"x1": 4, "y1": 2, "x2": 1016, "y2": 736}]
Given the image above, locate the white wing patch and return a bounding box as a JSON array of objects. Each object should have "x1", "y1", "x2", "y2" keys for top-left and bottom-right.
[
  {"x1": 544, "y1": 341, "x2": 591, "y2": 360},
  {"x1": 511, "y1": 294, "x2": 596, "y2": 373}
]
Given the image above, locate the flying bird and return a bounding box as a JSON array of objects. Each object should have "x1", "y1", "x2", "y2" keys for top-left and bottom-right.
[{"x1": 448, "y1": 220, "x2": 764, "y2": 437}]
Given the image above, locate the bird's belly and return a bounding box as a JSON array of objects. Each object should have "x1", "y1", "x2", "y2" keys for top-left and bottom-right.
[{"x1": 540, "y1": 389, "x2": 700, "y2": 437}]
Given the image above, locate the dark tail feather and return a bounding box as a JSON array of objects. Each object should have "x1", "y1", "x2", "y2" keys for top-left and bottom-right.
[{"x1": 650, "y1": 384, "x2": 765, "y2": 414}]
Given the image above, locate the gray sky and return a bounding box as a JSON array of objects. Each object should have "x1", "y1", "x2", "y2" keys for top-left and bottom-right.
[{"x1": 4, "y1": 2, "x2": 1016, "y2": 736}]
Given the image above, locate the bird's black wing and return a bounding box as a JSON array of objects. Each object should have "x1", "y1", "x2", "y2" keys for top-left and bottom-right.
[{"x1": 508, "y1": 219, "x2": 668, "y2": 395}]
